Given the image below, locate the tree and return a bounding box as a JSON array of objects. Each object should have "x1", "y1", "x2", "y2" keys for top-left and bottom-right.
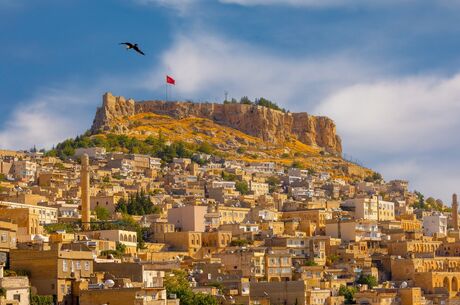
[
  {"x1": 197, "y1": 142, "x2": 214, "y2": 154},
  {"x1": 44, "y1": 223, "x2": 76, "y2": 234},
  {"x1": 94, "y1": 206, "x2": 110, "y2": 221},
  {"x1": 338, "y1": 285, "x2": 357, "y2": 304},
  {"x1": 193, "y1": 293, "x2": 218, "y2": 305},
  {"x1": 221, "y1": 171, "x2": 238, "y2": 182},
  {"x1": 115, "y1": 191, "x2": 161, "y2": 216},
  {"x1": 239, "y1": 96, "x2": 253, "y2": 105},
  {"x1": 101, "y1": 242, "x2": 126, "y2": 258},
  {"x1": 266, "y1": 176, "x2": 280, "y2": 193},
  {"x1": 116, "y1": 198, "x2": 128, "y2": 214},
  {"x1": 235, "y1": 181, "x2": 249, "y2": 195},
  {"x1": 230, "y1": 239, "x2": 252, "y2": 247},
  {"x1": 165, "y1": 270, "x2": 218, "y2": 305},
  {"x1": 291, "y1": 160, "x2": 304, "y2": 169},
  {"x1": 326, "y1": 254, "x2": 340, "y2": 266},
  {"x1": 304, "y1": 260, "x2": 318, "y2": 266},
  {"x1": 236, "y1": 147, "x2": 246, "y2": 154},
  {"x1": 48, "y1": 133, "x2": 196, "y2": 163},
  {"x1": 364, "y1": 172, "x2": 382, "y2": 182},
  {"x1": 413, "y1": 191, "x2": 425, "y2": 209},
  {"x1": 255, "y1": 97, "x2": 284, "y2": 112},
  {"x1": 30, "y1": 294, "x2": 53, "y2": 305},
  {"x1": 357, "y1": 274, "x2": 378, "y2": 289}
]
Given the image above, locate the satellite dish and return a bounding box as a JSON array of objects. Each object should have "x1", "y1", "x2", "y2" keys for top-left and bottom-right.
[
  {"x1": 104, "y1": 279, "x2": 115, "y2": 288},
  {"x1": 400, "y1": 281, "x2": 408, "y2": 288}
]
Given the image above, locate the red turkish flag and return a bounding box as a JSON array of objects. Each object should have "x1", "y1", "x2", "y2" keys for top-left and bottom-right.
[{"x1": 166, "y1": 75, "x2": 175, "y2": 85}]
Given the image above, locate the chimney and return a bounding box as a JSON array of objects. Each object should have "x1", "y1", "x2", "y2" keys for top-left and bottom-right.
[{"x1": 81, "y1": 154, "x2": 91, "y2": 231}]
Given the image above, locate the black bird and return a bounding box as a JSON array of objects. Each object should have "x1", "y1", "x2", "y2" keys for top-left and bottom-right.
[{"x1": 119, "y1": 42, "x2": 145, "y2": 55}]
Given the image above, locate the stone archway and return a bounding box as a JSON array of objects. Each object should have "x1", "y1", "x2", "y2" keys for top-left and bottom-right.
[
  {"x1": 453, "y1": 277, "x2": 458, "y2": 292},
  {"x1": 444, "y1": 277, "x2": 451, "y2": 291}
]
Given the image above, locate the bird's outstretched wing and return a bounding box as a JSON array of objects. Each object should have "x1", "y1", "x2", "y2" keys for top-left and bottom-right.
[
  {"x1": 120, "y1": 42, "x2": 133, "y2": 47},
  {"x1": 133, "y1": 45, "x2": 145, "y2": 55}
]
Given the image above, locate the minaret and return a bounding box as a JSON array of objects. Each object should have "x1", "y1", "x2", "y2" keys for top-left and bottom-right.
[
  {"x1": 81, "y1": 154, "x2": 91, "y2": 231},
  {"x1": 452, "y1": 193, "x2": 459, "y2": 231}
]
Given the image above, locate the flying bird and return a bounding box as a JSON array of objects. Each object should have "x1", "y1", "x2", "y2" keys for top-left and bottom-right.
[{"x1": 119, "y1": 42, "x2": 145, "y2": 55}]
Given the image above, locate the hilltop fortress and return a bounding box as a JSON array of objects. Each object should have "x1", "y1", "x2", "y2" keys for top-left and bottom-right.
[{"x1": 91, "y1": 92, "x2": 342, "y2": 155}]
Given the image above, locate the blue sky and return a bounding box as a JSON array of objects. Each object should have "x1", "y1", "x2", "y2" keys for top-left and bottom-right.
[{"x1": 1, "y1": 0, "x2": 460, "y2": 202}]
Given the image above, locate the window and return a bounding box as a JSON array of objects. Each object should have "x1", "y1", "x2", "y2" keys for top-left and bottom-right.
[
  {"x1": 13, "y1": 294, "x2": 21, "y2": 302},
  {"x1": 76, "y1": 261, "x2": 81, "y2": 270},
  {"x1": 84, "y1": 261, "x2": 90, "y2": 271},
  {"x1": 63, "y1": 260, "x2": 68, "y2": 272}
]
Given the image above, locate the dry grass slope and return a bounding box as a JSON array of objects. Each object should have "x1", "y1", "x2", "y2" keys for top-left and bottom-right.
[{"x1": 96, "y1": 112, "x2": 372, "y2": 180}]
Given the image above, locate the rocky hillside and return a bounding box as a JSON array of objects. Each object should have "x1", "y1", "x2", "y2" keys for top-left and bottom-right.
[
  {"x1": 91, "y1": 92, "x2": 342, "y2": 155},
  {"x1": 86, "y1": 92, "x2": 370, "y2": 179}
]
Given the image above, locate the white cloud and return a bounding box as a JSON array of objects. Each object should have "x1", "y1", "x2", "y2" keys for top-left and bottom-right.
[
  {"x1": 314, "y1": 74, "x2": 460, "y2": 154},
  {"x1": 144, "y1": 32, "x2": 381, "y2": 108},
  {"x1": 314, "y1": 74, "x2": 460, "y2": 202},
  {"x1": 0, "y1": 65, "x2": 149, "y2": 151},
  {"x1": 373, "y1": 158, "x2": 460, "y2": 203},
  {"x1": 0, "y1": 88, "x2": 98, "y2": 150}
]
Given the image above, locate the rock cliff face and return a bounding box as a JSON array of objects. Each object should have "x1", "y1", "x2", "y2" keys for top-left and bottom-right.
[{"x1": 91, "y1": 92, "x2": 342, "y2": 155}]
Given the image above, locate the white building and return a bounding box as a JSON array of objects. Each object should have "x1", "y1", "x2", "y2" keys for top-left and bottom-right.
[
  {"x1": 326, "y1": 219, "x2": 381, "y2": 242},
  {"x1": 246, "y1": 162, "x2": 276, "y2": 174},
  {"x1": 211, "y1": 181, "x2": 236, "y2": 189},
  {"x1": 87, "y1": 229, "x2": 138, "y2": 249},
  {"x1": 423, "y1": 214, "x2": 447, "y2": 236},
  {"x1": 11, "y1": 160, "x2": 37, "y2": 182},
  {"x1": 290, "y1": 187, "x2": 314, "y2": 200},
  {"x1": 249, "y1": 181, "x2": 269, "y2": 196},
  {"x1": 0, "y1": 265, "x2": 30, "y2": 305},
  {"x1": 342, "y1": 196, "x2": 395, "y2": 221}
]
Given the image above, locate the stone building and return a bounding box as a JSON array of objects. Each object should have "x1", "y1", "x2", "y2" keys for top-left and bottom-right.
[{"x1": 10, "y1": 244, "x2": 94, "y2": 305}]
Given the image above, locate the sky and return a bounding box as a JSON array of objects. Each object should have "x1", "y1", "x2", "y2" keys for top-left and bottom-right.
[{"x1": 1, "y1": 0, "x2": 460, "y2": 202}]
